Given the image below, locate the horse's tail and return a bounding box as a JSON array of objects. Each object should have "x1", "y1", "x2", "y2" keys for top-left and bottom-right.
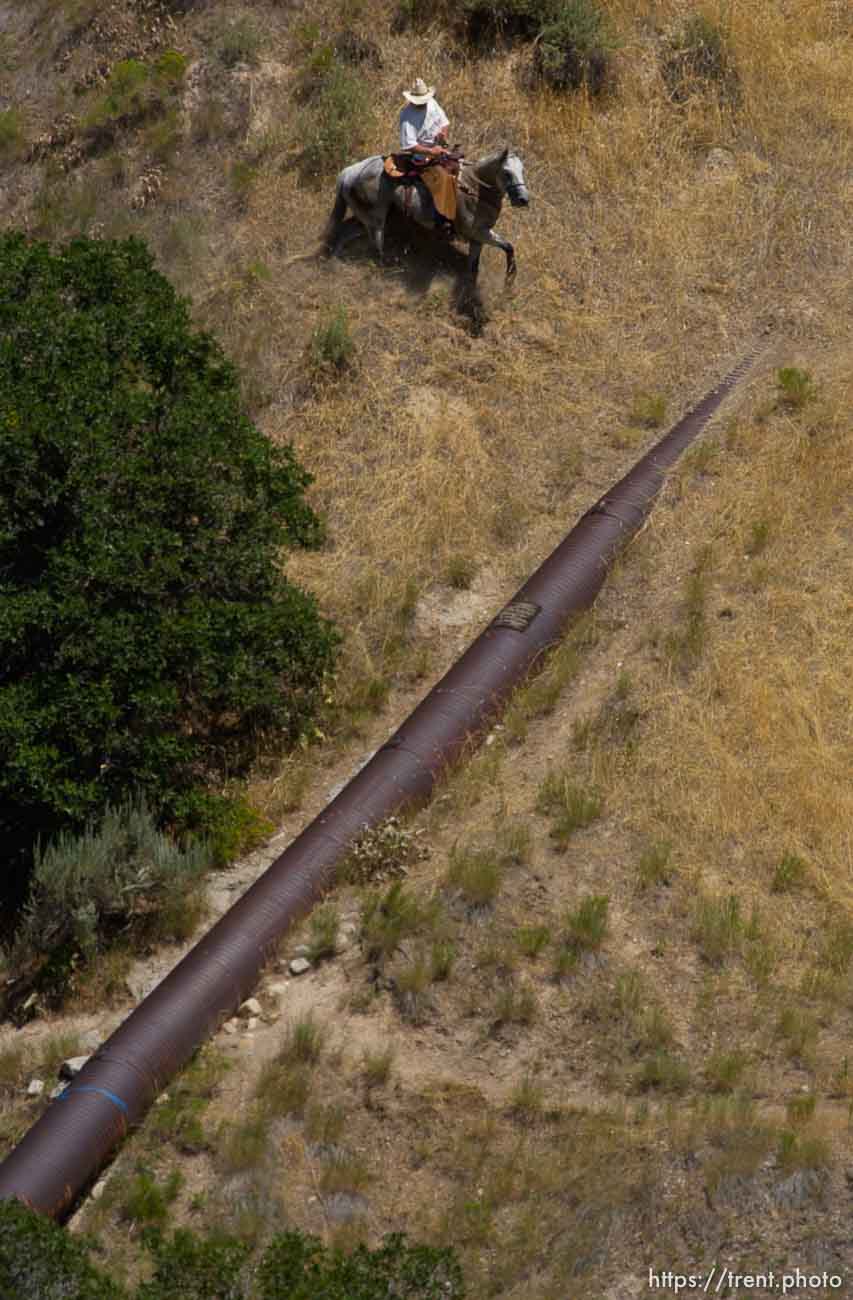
[{"x1": 322, "y1": 176, "x2": 349, "y2": 254}]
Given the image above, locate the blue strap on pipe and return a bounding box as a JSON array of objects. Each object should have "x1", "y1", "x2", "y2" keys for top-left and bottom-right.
[{"x1": 56, "y1": 1085, "x2": 129, "y2": 1116}]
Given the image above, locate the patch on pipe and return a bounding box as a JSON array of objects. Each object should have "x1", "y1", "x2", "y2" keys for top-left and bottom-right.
[{"x1": 492, "y1": 600, "x2": 541, "y2": 632}]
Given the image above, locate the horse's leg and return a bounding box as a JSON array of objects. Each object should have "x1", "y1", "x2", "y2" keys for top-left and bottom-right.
[
  {"x1": 467, "y1": 240, "x2": 483, "y2": 280},
  {"x1": 481, "y1": 229, "x2": 516, "y2": 279}
]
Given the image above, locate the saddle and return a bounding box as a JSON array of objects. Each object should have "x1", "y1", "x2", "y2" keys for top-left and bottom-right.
[{"x1": 383, "y1": 151, "x2": 461, "y2": 224}]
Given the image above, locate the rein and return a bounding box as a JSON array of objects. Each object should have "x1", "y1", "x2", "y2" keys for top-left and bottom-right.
[{"x1": 459, "y1": 162, "x2": 525, "y2": 205}]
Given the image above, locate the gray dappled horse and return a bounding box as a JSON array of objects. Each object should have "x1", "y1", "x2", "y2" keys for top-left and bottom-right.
[{"x1": 324, "y1": 147, "x2": 530, "y2": 280}]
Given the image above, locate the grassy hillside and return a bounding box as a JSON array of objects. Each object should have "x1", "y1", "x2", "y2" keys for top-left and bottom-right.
[{"x1": 1, "y1": 0, "x2": 853, "y2": 1295}]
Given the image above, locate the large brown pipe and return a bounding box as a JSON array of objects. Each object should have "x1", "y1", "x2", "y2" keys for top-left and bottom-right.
[{"x1": 0, "y1": 350, "x2": 757, "y2": 1218}]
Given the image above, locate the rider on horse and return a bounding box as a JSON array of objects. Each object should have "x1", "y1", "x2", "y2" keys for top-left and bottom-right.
[{"x1": 395, "y1": 78, "x2": 458, "y2": 235}]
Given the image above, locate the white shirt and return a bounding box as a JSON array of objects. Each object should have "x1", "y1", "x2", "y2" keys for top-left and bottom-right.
[{"x1": 399, "y1": 98, "x2": 449, "y2": 150}]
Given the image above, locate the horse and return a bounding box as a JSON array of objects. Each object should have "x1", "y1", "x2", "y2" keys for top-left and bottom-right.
[{"x1": 323, "y1": 147, "x2": 530, "y2": 281}]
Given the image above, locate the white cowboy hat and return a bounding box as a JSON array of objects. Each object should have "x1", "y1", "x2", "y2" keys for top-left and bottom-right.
[{"x1": 403, "y1": 77, "x2": 435, "y2": 106}]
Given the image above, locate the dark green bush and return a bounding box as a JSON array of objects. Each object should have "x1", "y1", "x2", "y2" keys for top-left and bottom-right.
[
  {"x1": 532, "y1": 0, "x2": 617, "y2": 95},
  {"x1": 0, "y1": 1198, "x2": 124, "y2": 1300},
  {"x1": 462, "y1": 0, "x2": 555, "y2": 44},
  {"x1": 0, "y1": 1203, "x2": 464, "y2": 1300},
  {"x1": 257, "y1": 1230, "x2": 465, "y2": 1299},
  {"x1": 0, "y1": 233, "x2": 338, "y2": 896},
  {"x1": 137, "y1": 1227, "x2": 250, "y2": 1300},
  {"x1": 84, "y1": 53, "x2": 188, "y2": 132}
]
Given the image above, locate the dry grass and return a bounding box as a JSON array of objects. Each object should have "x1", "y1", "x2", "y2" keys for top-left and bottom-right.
[{"x1": 4, "y1": 0, "x2": 853, "y2": 1294}]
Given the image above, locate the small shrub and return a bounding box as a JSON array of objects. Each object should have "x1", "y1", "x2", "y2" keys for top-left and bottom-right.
[
  {"x1": 786, "y1": 1093, "x2": 816, "y2": 1127},
  {"x1": 446, "y1": 554, "x2": 477, "y2": 589},
  {"x1": 446, "y1": 844, "x2": 502, "y2": 908},
  {"x1": 216, "y1": 16, "x2": 263, "y2": 69},
  {"x1": 564, "y1": 894, "x2": 609, "y2": 951},
  {"x1": 0, "y1": 108, "x2": 27, "y2": 163},
  {"x1": 430, "y1": 938, "x2": 456, "y2": 981},
  {"x1": 340, "y1": 818, "x2": 429, "y2": 886},
  {"x1": 361, "y1": 881, "x2": 439, "y2": 965},
  {"x1": 553, "y1": 894, "x2": 608, "y2": 977},
  {"x1": 299, "y1": 64, "x2": 373, "y2": 175},
  {"x1": 516, "y1": 925, "x2": 550, "y2": 959},
  {"x1": 307, "y1": 902, "x2": 340, "y2": 963},
  {"x1": 229, "y1": 158, "x2": 257, "y2": 208},
  {"x1": 536, "y1": 770, "x2": 602, "y2": 847},
  {"x1": 776, "y1": 366, "x2": 817, "y2": 410},
  {"x1": 693, "y1": 893, "x2": 743, "y2": 965},
  {"x1": 119, "y1": 1167, "x2": 183, "y2": 1226},
  {"x1": 363, "y1": 1046, "x2": 394, "y2": 1089},
  {"x1": 280, "y1": 1013, "x2": 326, "y2": 1065},
  {"x1": 0, "y1": 1044, "x2": 27, "y2": 1095},
  {"x1": 318, "y1": 1149, "x2": 371, "y2": 1195},
  {"x1": 662, "y1": 14, "x2": 738, "y2": 103},
  {"x1": 820, "y1": 920, "x2": 853, "y2": 975},
  {"x1": 218, "y1": 1109, "x2": 271, "y2": 1174},
  {"x1": 705, "y1": 1049, "x2": 748, "y2": 1094},
  {"x1": 637, "y1": 840, "x2": 673, "y2": 889},
  {"x1": 8, "y1": 795, "x2": 209, "y2": 1013},
  {"x1": 153, "y1": 49, "x2": 190, "y2": 85},
  {"x1": 493, "y1": 978, "x2": 537, "y2": 1028},
  {"x1": 256, "y1": 1060, "x2": 311, "y2": 1116},
  {"x1": 629, "y1": 391, "x2": 667, "y2": 429},
  {"x1": 509, "y1": 1070, "x2": 543, "y2": 1122},
  {"x1": 637, "y1": 1004, "x2": 674, "y2": 1051},
  {"x1": 777, "y1": 1130, "x2": 830, "y2": 1174},
  {"x1": 309, "y1": 306, "x2": 356, "y2": 376},
  {"x1": 772, "y1": 852, "x2": 808, "y2": 894},
  {"x1": 304, "y1": 1101, "x2": 346, "y2": 1145},
  {"x1": 532, "y1": 0, "x2": 617, "y2": 96},
  {"x1": 494, "y1": 818, "x2": 532, "y2": 867},
  {"x1": 746, "y1": 519, "x2": 770, "y2": 557},
  {"x1": 636, "y1": 1051, "x2": 690, "y2": 1093},
  {"x1": 776, "y1": 1007, "x2": 819, "y2": 1062},
  {"x1": 393, "y1": 954, "x2": 433, "y2": 1023},
  {"x1": 613, "y1": 969, "x2": 644, "y2": 1021}
]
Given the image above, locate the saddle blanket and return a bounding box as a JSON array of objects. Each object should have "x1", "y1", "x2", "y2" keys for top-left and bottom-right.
[{"x1": 383, "y1": 154, "x2": 458, "y2": 223}]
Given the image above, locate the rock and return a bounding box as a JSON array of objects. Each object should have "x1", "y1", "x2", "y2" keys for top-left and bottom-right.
[
  {"x1": 702, "y1": 148, "x2": 736, "y2": 180},
  {"x1": 91, "y1": 1179, "x2": 107, "y2": 1201},
  {"x1": 289, "y1": 957, "x2": 311, "y2": 976},
  {"x1": 26, "y1": 1079, "x2": 45, "y2": 1097},
  {"x1": 292, "y1": 944, "x2": 311, "y2": 959},
  {"x1": 265, "y1": 982, "x2": 289, "y2": 998},
  {"x1": 323, "y1": 1192, "x2": 369, "y2": 1223},
  {"x1": 155, "y1": 1093, "x2": 169, "y2": 1105},
  {"x1": 239, "y1": 997, "x2": 262, "y2": 1018},
  {"x1": 59, "y1": 1055, "x2": 90, "y2": 1080},
  {"x1": 222, "y1": 1018, "x2": 239, "y2": 1035},
  {"x1": 246, "y1": 1017, "x2": 260, "y2": 1031},
  {"x1": 335, "y1": 933, "x2": 353, "y2": 954}
]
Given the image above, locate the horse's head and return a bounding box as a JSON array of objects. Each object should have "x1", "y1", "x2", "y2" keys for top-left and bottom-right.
[{"x1": 498, "y1": 147, "x2": 530, "y2": 208}]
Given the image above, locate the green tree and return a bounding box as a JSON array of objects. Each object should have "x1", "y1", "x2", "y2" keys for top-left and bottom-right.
[{"x1": 0, "y1": 233, "x2": 337, "y2": 894}]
